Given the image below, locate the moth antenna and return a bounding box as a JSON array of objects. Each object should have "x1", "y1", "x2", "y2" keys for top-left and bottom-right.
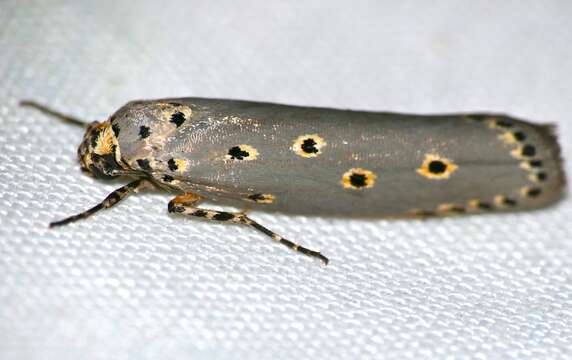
[{"x1": 20, "y1": 100, "x2": 88, "y2": 127}]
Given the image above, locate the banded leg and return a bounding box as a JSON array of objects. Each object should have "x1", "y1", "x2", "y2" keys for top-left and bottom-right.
[
  {"x1": 168, "y1": 194, "x2": 329, "y2": 265},
  {"x1": 50, "y1": 179, "x2": 152, "y2": 227}
]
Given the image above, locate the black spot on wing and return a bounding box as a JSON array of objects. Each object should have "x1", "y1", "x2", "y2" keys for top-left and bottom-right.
[
  {"x1": 349, "y1": 173, "x2": 367, "y2": 188},
  {"x1": 513, "y1": 131, "x2": 526, "y2": 142},
  {"x1": 526, "y1": 188, "x2": 542, "y2": 197},
  {"x1": 139, "y1": 125, "x2": 150, "y2": 139},
  {"x1": 477, "y1": 202, "x2": 493, "y2": 210},
  {"x1": 521, "y1": 144, "x2": 536, "y2": 157},
  {"x1": 529, "y1": 160, "x2": 543, "y2": 168},
  {"x1": 168, "y1": 158, "x2": 178, "y2": 171},
  {"x1": 496, "y1": 120, "x2": 513, "y2": 128},
  {"x1": 301, "y1": 138, "x2": 318, "y2": 154},
  {"x1": 170, "y1": 112, "x2": 186, "y2": 127},
  {"x1": 428, "y1": 160, "x2": 447, "y2": 174},
  {"x1": 228, "y1": 146, "x2": 249, "y2": 160},
  {"x1": 136, "y1": 159, "x2": 151, "y2": 171},
  {"x1": 537, "y1": 172, "x2": 548, "y2": 181}
]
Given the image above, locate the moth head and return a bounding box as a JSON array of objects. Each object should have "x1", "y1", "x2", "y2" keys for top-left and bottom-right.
[{"x1": 78, "y1": 120, "x2": 125, "y2": 179}]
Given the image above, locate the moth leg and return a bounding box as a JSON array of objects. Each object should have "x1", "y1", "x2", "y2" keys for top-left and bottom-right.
[
  {"x1": 168, "y1": 194, "x2": 329, "y2": 265},
  {"x1": 50, "y1": 179, "x2": 153, "y2": 227}
]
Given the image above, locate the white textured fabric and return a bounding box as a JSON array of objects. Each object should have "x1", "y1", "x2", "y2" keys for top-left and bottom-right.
[{"x1": 1, "y1": 1, "x2": 572, "y2": 359}]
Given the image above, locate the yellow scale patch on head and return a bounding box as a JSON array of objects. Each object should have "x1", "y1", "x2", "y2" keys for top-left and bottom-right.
[
  {"x1": 93, "y1": 122, "x2": 117, "y2": 156},
  {"x1": 416, "y1": 154, "x2": 458, "y2": 180},
  {"x1": 291, "y1": 134, "x2": 327, "y2": 158},
  {"x1": 342, "y1": 168, "x2": 376, "y2": 189}
]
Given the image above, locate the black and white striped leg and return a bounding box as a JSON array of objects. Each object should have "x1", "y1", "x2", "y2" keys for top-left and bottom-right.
[
  {"x1": 168, "y1": 194, "x2": 329, "y2": 265},
  {"x1": 50, "y1": 179, "x2": 152, "y2": 227}
]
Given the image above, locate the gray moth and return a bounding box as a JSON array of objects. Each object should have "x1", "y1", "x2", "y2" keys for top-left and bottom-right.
[{"x1": 22, "y1": 98, "x2": 566, "y2": 264}]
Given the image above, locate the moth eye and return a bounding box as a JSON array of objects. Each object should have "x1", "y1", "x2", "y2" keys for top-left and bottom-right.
[
  {"x1": 292, "y1": 134, "x2": 326, "y2": 158},
  {"x1": 417, "y1": 154, "x2": 458, "y2": 180},
  {"x1": 227, "y1": 144, "x2": 258, "y2": 161},
  {"x1": 342, "y1": 168, "x2": 376, "y2": 189},
  {"x1": 90, "y1": 131, "x2": 99, "y2": 148},
  {"x1": 139, "y1": 125, "x2": 151, "y2": 139}
]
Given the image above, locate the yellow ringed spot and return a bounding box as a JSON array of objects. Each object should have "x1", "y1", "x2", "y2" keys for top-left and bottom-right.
[
  {"x1": 436, "y1": 203, "x2": 465, "y2": 214},
  {"x1": 510, "y1": 144, "x2": 536, "y2": 159},
  {"x1": 408, "y1": 209, "x2": 435, "y2": 217},
  {"x1": 342, "y1": 168, "x2": 377, "y2": 189},
  {"x1": 416, "y1": 154, "x2": 458, "y2": 180},
  {"x1": 528, "y1": 172, "x2": 548, "y2": 183},
  {"x1": 160, "y1": 102, "x2": 193, "y2": 120},
  {"x1": 467, "y1": 199, "x2": 493, "y2": 211},
  {"x1": 499, "y1": 131, "x2": 523, "y2": 145},
  {"x1": 520, "y1": 186, "x2": 542, "y2": 198},
  {"x1": 494, "y1": 195, "x2": 517, "y2": 207},
  {"x1": 291, "y1": 134, "x2": 327, "y2": 158},
  {"x1": 487, "y1": 118, "x2": 513, "y2": 129},
  {"x1": 227, "y1": 144, "x2": 259, "y2": 161}
]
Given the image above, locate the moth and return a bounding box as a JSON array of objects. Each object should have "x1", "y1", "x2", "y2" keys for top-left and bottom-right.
[{"x1": 22, "y1": 98, "x2": 566, "y2": 264}]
